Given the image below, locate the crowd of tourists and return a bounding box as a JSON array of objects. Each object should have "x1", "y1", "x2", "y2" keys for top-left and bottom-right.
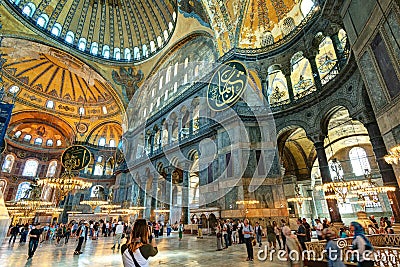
[{"x1": 213, "y1": 215, "x2": 395, "y2": 266}]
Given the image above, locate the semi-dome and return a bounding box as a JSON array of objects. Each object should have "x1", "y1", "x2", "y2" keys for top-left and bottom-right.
[{"x1": 5, "y1": 0, "x2": 178, "y2": 62}]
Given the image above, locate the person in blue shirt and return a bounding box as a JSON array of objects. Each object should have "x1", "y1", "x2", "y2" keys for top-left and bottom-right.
[{"x1": 74, "y1": 221, "x2": 87, "y2": 255}]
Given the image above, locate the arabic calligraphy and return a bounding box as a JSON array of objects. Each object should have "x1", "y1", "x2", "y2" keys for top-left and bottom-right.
[
  {"x1": 207, "y1": 61, "x2": 248, "y2": 111},
  {"x1": 61, "y1": 145, "x2": 91, "y2": 171}
]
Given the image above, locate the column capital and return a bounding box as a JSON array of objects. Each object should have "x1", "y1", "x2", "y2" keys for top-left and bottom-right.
[
  {"x1": 303, "y1": 48, "x2": 319, "y2": 60},
  {"x1": 307, "y1": 132, "x2": 327, "y2": 144}
]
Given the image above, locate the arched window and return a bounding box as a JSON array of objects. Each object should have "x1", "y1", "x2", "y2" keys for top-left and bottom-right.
[
  {"x1": 2, "y1": 154, "x2": 15, "y2": 173},
  {"x1": 90, "y1": 42, "x2": 99, "y2": 55},
  {"x1": 46, "y1": 160, "x2": 57, "y2": 177},
  {"x1": 184, "y1": 57, "x2": 189, "y2": 68},
  {"x1": 157, "y1": 36, "x2": 163, "y2": 47},
  {"x1": 169, "y1": 22, "x2": 173, "y2": 32},
  {"x1": 46, "y1": 139, "x2": 53, "y2": 146},
  {"x1": 51, "y1": 23, "x2": 62, "y2": 36},
  {"x1": 93, "y1": 163, "x2": 104, "y2": 176},
  {"x1": 267, "y1": 66, "x2": 289, "y2": 105},
  {"x1": 78, "y1": 38, "x2": 87, "y2": 51},
  {"x1": 13, "y1": 131, "x2": 22, "y2": 139},
  {"x1": 79, "y1": 107, "x2": 85, "y2": 115},
  {"x1": 109, "y1": 139, "x2": 115, "y2": 147},
  {"x1": 301, "y1": 0, "x2": 315, "y2": 17},
  {"x1": 22, "y1": 159, "x2": 39, "y2": 177},
  {"x1": 36, "y1": 14, "x2": 49, "y2": 28},
  {"x1": 349, "y1": 147, "x2": 371, "y2": 176},
  {"x1": 56, "y1": 140, "x2": 62, "y2": 146},
  {"x1": 22, "y1": 2, "x2": 36, "y2": 17},
  {"x1": 163, "y1": 30, "x2": 168, "y2": 41},
  {"x1": 23, "y1": 134, "x2": 32, "y2": 142},
  {"x1": 282, "y1": 17, "x2": 295, "y2": 36},
  {"x1": 46, "y1": 100, "x2": 54, "y2": 109},
  {"x1": 102, "y1": 45, "x2": 110, "y2": 59},
  {"x1": 124, "y1": 48, "x2": 131, "y2": 60},
  {"x1": 328, "y1": 159, "x2": 344, "y2": 180},
  {"x1": 184, "y1": 73, "x2": 188, "y2": 84},
  {"x1": 316, "y1": 35, "x2": 338, "y2": 84},
  {"x1": 98, "y1": 137, "x2": 106, "y2": 146},
  {"x1": 65, "y1": 31, "x2": 74, "y2": 44},
  {"x1": 159, "y1": 77, "x2": 163, "y2": 90},
  {"x1": 102, "y1": 106, "x2": 107, "y2": 114},
  {"x1": 166, "y1": 66, "x2": 172, "y2": 83},
  {"x1": 150, "y1": 41, "x2": 156, "y2": 52},
  {"x1": 194, "y1": 65, "x2": 199, "y2": 76},
  {"x1": 173, "y1": 11, "x2": 177, "y2": 21},
  {"x1": 290, "y1": 52, "x2": 315, "y2": 97},
  {"x1": 15, "y1": 182, "x2": 31, "y2": 201},
  {"x1": 174, "y1": 82, "x2": 178, "y2": 93},
  {"x1": 261, "y1": 32, "x2": 274, "y2": 46},
  {"x1": 174, "y1": 62, "x2": 178, "y2": 76},
  {"x1": 9, "y1": 85, "x2": 20, "y2": 94},
  {"x1": 114, "y1": 47, "x2": 121, "y2": 60},
  {"x1": 142, "y1": 45, "x2": 148, "y2": 57},
  {"x1": 90, "y1": 185, "x2": 104, "y2": 197},
  {"x1": 134, "y1": 47, "x2": 140, "y2": 60},
  {"x1": 34, "y1": 138, "x2": 43, "y2": 145},
  {"x1": 97, "y1": 156, "x2": 103, "y2": 163}
]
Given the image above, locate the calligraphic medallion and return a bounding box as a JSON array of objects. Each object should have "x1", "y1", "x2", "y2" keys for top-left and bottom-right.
[
  {"x1": 207, "y1": 61, "x2": 248, "y2": 111},
  {"x1": 61, "y1": 145, "x2": 91, "y2": 171}
]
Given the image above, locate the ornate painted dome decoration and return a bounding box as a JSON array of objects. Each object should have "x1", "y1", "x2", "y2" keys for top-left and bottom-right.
[{"x1": 5, "y1": 0, "x2": 178, "y2": 62}]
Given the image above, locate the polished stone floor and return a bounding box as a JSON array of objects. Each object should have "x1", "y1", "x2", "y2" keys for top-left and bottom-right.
[{"x1": 0, "y1": 233, "x2": 287, "y2": 267}]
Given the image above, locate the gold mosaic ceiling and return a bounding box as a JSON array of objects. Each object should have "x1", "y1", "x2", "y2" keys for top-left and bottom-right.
[
  {"x1": 4, "y1": 0, "x2": 177, "y2": 62},
  {"x1": 1, "y1": 38, "x2": 122, "y2": 120}
]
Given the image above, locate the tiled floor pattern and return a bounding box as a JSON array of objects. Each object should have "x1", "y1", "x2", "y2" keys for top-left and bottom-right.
[{"x1": 0, "y1": 233, "x2": 288, "y2": 267}]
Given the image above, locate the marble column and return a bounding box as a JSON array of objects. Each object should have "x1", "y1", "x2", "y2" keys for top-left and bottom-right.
[
  {"x1": 182, "y1": 168, "x2": 190, "y2": 224},
  {"x1": 282, "y1": 65, "x2": 294, "y2": 102},
  {"x1": 305, "y1": 50, "x2": 323, "y2": 90},
  {"x1": 159, "y1": 127, "x2": 163, "y2": 150},
  {"x1": 189, "y1": 111, "x2": 193, "y2": 137},
  {"x1": 312, "y1": 137, "x2": 343, "y2": 223},
  {"x1": 168, "y1": 123, "x2": 172, "y2": 145},
  {"x1": 165, "y1": 166, "x2": 174, "y2": 222},
  {"x1": 150, "y1": 131, "x2": 155, "y2": 155},
  {"x1": 178, "y1": 116, "x2": 183, "y2": 142},
  {"x1": 330, "y1": 33, "x2": 345, "y2": 69},
  {"x1": 364, "y1": 120, "x2": 400, "y2": 222}
]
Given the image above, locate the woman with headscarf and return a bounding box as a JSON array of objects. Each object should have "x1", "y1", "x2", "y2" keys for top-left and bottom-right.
[
  {"x1": 350, "y1": 222, "x2": 374, "y2": 267},
  {"x1": 282, "y1": 226, "x2": 303, "y2": 267},
  {"x1": 325, "y1": 228, "x2": 345, "y2": 267}
]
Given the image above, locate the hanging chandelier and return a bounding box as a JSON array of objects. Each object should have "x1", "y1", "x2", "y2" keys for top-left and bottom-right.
[
  {"x1": 384, "y1": 144, "x2": 400, "y2": 165},
  {"x1": 287, "y1": 184, "x2": 312, "y2": 208},
  {"x1": 317, "y1": 158, "x2": 364, "y2": 203},
  {"x1": 357, "y1": 169, "x2": 396, "y2": 197}
]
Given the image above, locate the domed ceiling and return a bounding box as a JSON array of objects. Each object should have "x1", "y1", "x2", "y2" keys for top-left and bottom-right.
[
  {"x1": 1, "y1": 38, "x2": 123, "y2": 120},
  {"x1": 5, "y1": 0, "x2": 177, "y2": 62}
]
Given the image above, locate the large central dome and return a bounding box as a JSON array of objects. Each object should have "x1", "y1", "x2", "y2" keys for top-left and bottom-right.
[{"x1": 5, "y1": 0, "x2": 177, "y2": 62}]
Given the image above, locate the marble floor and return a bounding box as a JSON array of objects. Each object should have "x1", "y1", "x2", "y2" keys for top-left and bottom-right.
[{"x1": 0, "y1": 234, "x2": 288, "y2": 267}]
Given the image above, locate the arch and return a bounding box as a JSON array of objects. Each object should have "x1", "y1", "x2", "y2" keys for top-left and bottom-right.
[
  {"x1": 65, "y1": 31, "x2": 75, "y2": 44},
  {"x1": 316, "y1": 36, "x2": 338, "y2": 84},
  {"x1": 15, "y1": 182, "x2": 31, "y2": 201},
  {"x1": 2, "y1": 154, "x2": 15, "y2": 173},
  {"x1": 150, "y1": 41, "x2": 156, "y2": 52},
  {"x1": 94, "y1": 162, "x2": 104, "y2": 175},
  {"x1": 51, "y1": 23, "x2": 62, "y2": 36},
  {"x1": 142, "y1": 45, "x2": 148, "y2": 57},
  {"x1": 46, "y1": 139, "x2": 53, "y2": 146},
  {"x1": 46, "y1": 160, "x2": 57, "y2": 177},
  {"x1": 261, "y1": 32, "x2": 274, "y2": 46},
  {"x1": 124, "y1": 48, "x2": 131, "y2": 60},
  {"x1": 22, "y1": 2, "x2": 36, "y2": 17},
  {"x1": 134, "y1": 47, "x2": 140, "y2": 60},
  {"x1": 46, "y1": 100, "x2": 54, "y2": 109},
  {"x1": 105, "y1": 157, "x2": 114, "y2": 175},
  {"x1": 98, "y1": 137, "x2": 106, "y2": 146},
  {"x1": 91, "y1": 185, "x2": 105, "y2": 198},
  {"x1": 114, "y1": 47, "x2": 121, "y2": 60},
  {"x1": 169, "y1": 22, "x2": 174, "y2": 32},
  {"x1": 22, "y1": 159, "x2": 39, "y2": 177},
  {"x1": 90, "y1": 42, "x2": 99, "y2": 55},
  {"x1": 23, "y1": 134, "x2": 32, "y2": 142},
  {"x1": 267, "y1": 66, "x2": 289, "y2": 105},
  {"x1": 102, "y1": 45, "x2": 110, "y2": 59},
  {"x1": 157, "y1": 36, "x2": 163, "y2": 47},
  {"x1": 282, "y1": 17, "x2": 295, "y2": 36},
  {"x1": 301, "y1": 0, "x2": 315, "y2": 17},
  {"x1": 0, "y1": 179, "x2": 7, "y2": 194},
  {"x1": 9, "y1": 85, "x2": 20, "y2": 94},
  {"x1": 291, "y1": 51, "x2": 315, "y2": 97},
  {"x1": 109, "y1": 139, "x2": 115, "y2": 147},
  {"x1": 36, "y1": 13, "x2": 49, "y2": 28},
  {"x1": 34, "y1": 137, "x2": 43, "y2": 145},
  {"x1": 163, "y1": 30, "x2": 169, "y2": 41},
  {"x1": 13, "y1": 130, "x2": 22, "y2": 139},
  {"x1": 349, "y1": 147, "x2": 371, "y2": 176},
  {"x1": 78, "y1": 38, "x2": 87, "y2": 51}
]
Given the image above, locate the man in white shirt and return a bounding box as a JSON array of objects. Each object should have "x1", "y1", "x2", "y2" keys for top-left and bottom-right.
[
  {"x1": 111, "y1": 221, "x2": 124, "y2": 250},
  {"x1": 315, "y1": 219, "x2": 324, "y2": 240}
]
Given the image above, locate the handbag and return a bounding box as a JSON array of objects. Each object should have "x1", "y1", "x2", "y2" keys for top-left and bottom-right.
[{"x1": 251, "y1": 237, "x2": 256, "y2": 247}]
